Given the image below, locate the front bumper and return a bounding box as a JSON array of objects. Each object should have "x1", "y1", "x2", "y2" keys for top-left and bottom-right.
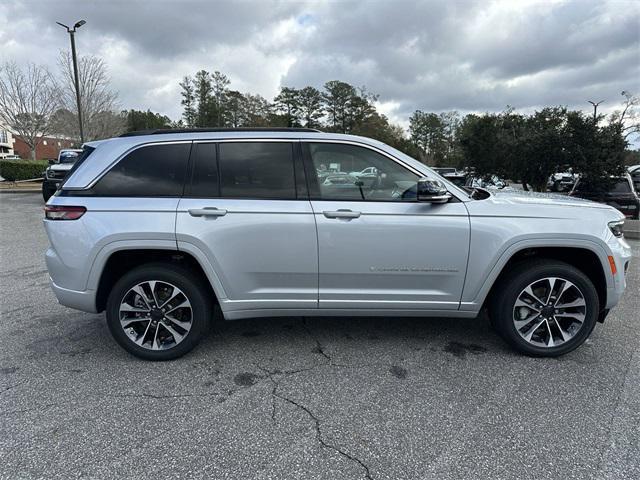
[
  {"x1": 42, "y1": 179, "x2": 61, "y2": 195},
  {"x1": 606, "y1": 236, "x2": 633, "y2": 310}
]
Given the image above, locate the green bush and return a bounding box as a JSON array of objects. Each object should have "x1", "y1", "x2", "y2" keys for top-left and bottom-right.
[{"x1": 0, "y1": 159, "x2": 48, "y2": 181}]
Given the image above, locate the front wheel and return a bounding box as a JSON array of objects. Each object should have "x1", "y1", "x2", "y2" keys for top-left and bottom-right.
[
  {"x1": 490, "y1": 260, "x2": 599, "y2": 357},
  {"x1": 106, "y1": 263, "x2": 212, "y2": 360},
  {"x1": 42, "y1": 185, "x2": 54, "y2": 202}
]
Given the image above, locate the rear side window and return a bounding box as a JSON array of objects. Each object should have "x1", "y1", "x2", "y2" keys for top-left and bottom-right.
[
  {"x1": 218, "y1": 142, "x2": 295, "y2": 199},
  {"x1": 92, "y1": 143, "x2": 190, "y2": 197}
]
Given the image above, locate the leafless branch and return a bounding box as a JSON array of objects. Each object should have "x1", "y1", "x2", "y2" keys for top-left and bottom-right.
[
  {"x1": 0, "y1": 62, "x2": 61, "y2": 159},
  {"x1": 57, "y1": 51, "x2": 125, "y2": 141}
]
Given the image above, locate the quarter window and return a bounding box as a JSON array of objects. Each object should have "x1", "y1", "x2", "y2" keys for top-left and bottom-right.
[
  {"x1": 218, "y1": 142, "x2": 296, "y2": 199},
  {"x1": 306, "y1": 143, "x2": 419, "y2": 201},
  {"x1": 91, "y1": 143, "x2": 190, "y2": 197}
]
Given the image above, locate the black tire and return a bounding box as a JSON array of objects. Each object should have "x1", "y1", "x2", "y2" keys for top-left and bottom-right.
[
  {"x1": 489, "y1": 260, "x2": 599, "y2": 357},
  {"x1": 42, "y1": 186, "x2": 53, "y2": 202},
  {"x1": 106, "y1": 263, "x2": 212, "y2": 360}
]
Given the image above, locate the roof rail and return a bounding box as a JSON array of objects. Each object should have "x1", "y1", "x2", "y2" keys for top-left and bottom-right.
[{"x1": 119, "y1": 127, "x2": 322, "y2": 137}]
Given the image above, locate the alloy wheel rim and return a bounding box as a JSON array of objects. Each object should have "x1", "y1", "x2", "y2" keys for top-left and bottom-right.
[
  {"x1": 512, "y1": 277, "x2": 587, "y2": 348},
  {"x1": 119, "y1": 280, "x2": 193, "y2": 351}
]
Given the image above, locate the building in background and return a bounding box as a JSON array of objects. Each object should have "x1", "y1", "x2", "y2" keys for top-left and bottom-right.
[
  {"x1": 0, "y1": 127, "x2": 15, "y2": 159},
  {"x1": 11, "y1": 135, "x2": 76, "y2": 160}
]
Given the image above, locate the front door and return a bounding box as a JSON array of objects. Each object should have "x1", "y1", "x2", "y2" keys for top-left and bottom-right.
[
  {"x1": 304, "y1": 142, "x2": 470, "y2": 311},
  {"x1": 176, "y1": 141, "x2": 318, "y2": 313}
]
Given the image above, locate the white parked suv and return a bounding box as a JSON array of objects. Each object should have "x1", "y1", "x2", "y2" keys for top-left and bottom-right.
[{"x1": 44, "y1": 128, "x2": 632, "y2": 360}]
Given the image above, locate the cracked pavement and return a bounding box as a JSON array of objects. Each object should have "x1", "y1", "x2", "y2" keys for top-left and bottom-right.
[{"x1": 1, "y1": 192, "x2": 639, "y2": 479}]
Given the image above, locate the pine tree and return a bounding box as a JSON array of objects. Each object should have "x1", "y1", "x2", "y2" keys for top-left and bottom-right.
[{"x1": 179, "y1": 76, "x2": 196, "y2": 127}]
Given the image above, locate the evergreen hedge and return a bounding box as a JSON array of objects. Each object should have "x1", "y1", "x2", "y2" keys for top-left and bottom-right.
[{"x1": 0, "y1": 159, "x2": 48, "y2": 181}]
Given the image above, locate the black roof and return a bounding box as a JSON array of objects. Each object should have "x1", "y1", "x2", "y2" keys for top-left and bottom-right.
[{"x1": 120, "y1": 127, "x2": 322, "y2": 137}]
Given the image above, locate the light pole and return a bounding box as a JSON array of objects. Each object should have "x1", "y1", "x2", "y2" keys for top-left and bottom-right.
[
  {"x1": 587, "y1": 100, "x2": 604, "y2": 123},
  {"x1": 56, "y1": 20, "x2": 86, "y2": 144}
]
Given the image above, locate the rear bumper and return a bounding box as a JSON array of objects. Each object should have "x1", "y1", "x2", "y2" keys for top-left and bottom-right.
[{"x1": 49, "y1": 277, "x2": 98, "y2": 313}]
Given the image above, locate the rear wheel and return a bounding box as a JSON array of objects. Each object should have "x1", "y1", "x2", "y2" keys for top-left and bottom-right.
[
  {"x1": 106, "y1": 263, "x2": 212, "y2": 360},
  {"x1": 490, "y1": 260, "x2": 599, "y2": 356}
]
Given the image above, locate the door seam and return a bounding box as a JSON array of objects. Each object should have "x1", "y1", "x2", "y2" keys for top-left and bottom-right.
[{"x1": 308, "y1": 200, "x2": 321, "y2": 309}]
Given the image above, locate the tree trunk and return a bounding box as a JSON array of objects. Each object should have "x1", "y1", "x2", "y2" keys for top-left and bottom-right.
[
  {"x1": 521, "y1": 182, "x2": 529, "y2": 191},
  {"x1": 31, "y1": 146, "x2": 36, "y2": 160}
]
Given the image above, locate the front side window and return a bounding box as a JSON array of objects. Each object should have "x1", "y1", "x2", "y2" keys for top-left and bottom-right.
[
  {"x1": 218, "y1": 142, "x2": 296, "y2": 199},
  {"x1": 91, "y1": 143, "x2": 190, "y2": 196},
  {"x1": 306, "y1": 143, "x2": 419, "y2": 201}
]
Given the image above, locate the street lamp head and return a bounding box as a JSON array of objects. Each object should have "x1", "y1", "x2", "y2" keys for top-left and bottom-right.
[{"x1": 74, "y1": 20, "x2": 86, "y2": 29}]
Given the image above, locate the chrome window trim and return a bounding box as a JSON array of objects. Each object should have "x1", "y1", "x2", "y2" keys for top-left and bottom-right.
[
  {"x1": 69, "y1": 136, "x2": 466, "y2": 202},
  {"x1": 78, "y1": 139, "x2": 296, "y2": 191},
  {"x1": 193, "y1": 138, "x2": 297, "y2": 143}
]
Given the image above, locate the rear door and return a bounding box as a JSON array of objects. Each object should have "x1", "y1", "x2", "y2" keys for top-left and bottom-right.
[
  {"x1": 303, "y1": 141, "x2": 470, "y2": 311},
  {"x1": 176, "y1": 140, "x2": 318, "y2": 313}
]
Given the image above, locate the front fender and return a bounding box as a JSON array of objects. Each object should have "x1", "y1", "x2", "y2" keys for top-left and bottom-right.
[{"x1": 460, "y1": 235, "x2": 613, "y2": 312}]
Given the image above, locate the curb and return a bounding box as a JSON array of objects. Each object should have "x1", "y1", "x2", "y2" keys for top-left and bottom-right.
[{"x1": 0, "y1": 188, "x2": 42, "y2": 194}]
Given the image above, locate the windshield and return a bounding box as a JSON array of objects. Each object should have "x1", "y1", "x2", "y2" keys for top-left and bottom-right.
[
  {"x1": 58, "y1": 151, "x2": 80, "y2": 164},
  {"x1": 575, "y1": 177, "x2": 631, "y2": 194},
  {"x1": 611, "y1": 179, "x2": 631, "y2": 193}
]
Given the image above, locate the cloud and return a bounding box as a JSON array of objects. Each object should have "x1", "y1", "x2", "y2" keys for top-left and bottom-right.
[{"x1": 1, "y1": 0, "x2": 639, "y2": 128}]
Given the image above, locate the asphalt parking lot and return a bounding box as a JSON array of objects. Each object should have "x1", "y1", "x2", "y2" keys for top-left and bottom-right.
[{"x1": 1, "y1": 192, "x2": 639, "y2": 480}]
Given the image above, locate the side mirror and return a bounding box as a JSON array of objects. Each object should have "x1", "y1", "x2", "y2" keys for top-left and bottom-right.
[
  {"x1": 48, "y1": 159, "x2": 56, "y2": 165},
  {"x1": 417, "y1": 177, "x2": 452, "y2": 203}
]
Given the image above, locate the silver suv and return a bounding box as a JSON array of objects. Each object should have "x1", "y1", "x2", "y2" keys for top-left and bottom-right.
[{"x1": 44, "y1": 128, "x2": 632, "y2": 360}]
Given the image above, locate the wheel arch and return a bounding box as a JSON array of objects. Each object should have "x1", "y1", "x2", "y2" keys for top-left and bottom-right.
[
  {"x1": 94, "y1": 248, "x2": 220, "y2": 313},
  {"x1": 481, "y1": 246, "x2": 608, "y2": 319}
]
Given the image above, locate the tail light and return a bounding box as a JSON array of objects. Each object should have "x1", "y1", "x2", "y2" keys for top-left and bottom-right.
[{"x1": 44, "y1": 205, "x2": 86, "y2": 220}]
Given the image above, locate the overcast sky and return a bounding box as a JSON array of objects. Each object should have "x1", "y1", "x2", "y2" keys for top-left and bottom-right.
[{"x1": 2, "y1": 0, "x2": 639, "y2": 132}]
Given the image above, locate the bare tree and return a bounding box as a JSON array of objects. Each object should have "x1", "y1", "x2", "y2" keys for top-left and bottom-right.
[
  {"x1": 0, "y1": 62, "x2": 60, "y2": 159},
  {"x1": 611, "y1": 91, "x2": 640, "y2": 141},
  {"x1": 58, "y1": 52, "x2": 125, "y2": 141}
]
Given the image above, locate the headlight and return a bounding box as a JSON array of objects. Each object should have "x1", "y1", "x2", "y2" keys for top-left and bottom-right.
[{"x1": 608, "y1": 219, "x2": 625, "y2": 238}]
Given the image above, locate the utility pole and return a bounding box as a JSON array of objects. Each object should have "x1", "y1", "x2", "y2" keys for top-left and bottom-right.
[
  {"x1": 56, "y1": 20, "x2": 86, "y2": 144},
  {"x1": 587, "y1": 100, "x2": 604, "y2": 122}
]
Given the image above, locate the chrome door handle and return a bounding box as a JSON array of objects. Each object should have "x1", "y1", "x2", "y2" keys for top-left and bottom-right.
[
  {"x1": 323, "y1": 209, "x2": 361, "y2": 219},
  {"x1": 188, "y1": 207, "x2": 227, "y2": 217}
]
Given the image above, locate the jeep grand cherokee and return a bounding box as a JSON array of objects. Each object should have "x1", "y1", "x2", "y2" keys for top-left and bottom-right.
[{"x1": 43, "y1": 128, "x2": 632, "y2": 360}]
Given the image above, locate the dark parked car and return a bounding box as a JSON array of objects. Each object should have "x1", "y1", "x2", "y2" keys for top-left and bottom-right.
[
  {"x1": 432, "y1": 167, "x2": 467, "y2": 187},
  {"x1": 42, "y1": 149, "x2": 83, "y2": 201},
  {"x1": 629, "y1": 165, "x2": 640, "y2": 192},
  {"x1": 569, "y1": 174, "x2": 640, "y2": 220}
]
